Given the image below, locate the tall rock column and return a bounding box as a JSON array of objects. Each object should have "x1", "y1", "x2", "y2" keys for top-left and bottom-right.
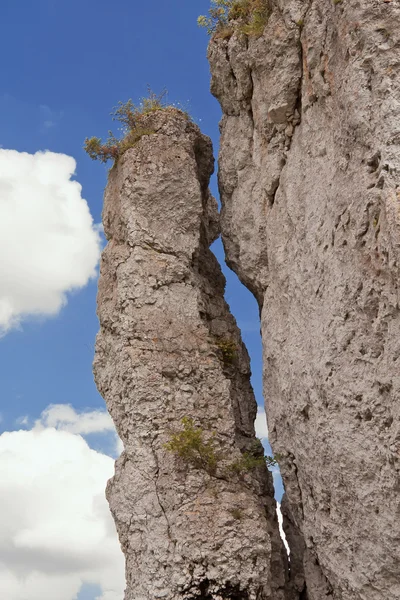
[
  {"x1": 93, "y1": 109, "x2": 289, "y2": 600},
  {"x1": 209, "y1": 1, "x2": 400, "y2": 599}
]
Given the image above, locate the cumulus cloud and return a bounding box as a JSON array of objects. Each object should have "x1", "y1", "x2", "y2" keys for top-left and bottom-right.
[
  {"x1": 0, "y1": 149, "x2": 102, "y2": 335},
  {"x1": 34, "y1": 403, "x2": 123, "y2": 458},
  {"x1": 0, "y1": 422, "x2": 125, "y2": 600},
  {"x1": 36, "y1": 404, "x2": 115, "y2": 435},
  {"x1": 254, "y1": 406, "x2": 268, "y2": 440}
]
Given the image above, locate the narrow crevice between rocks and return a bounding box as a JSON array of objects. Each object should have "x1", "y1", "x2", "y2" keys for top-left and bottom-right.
[{"x1": 210, "y1": 237, "x2": 299, "y2": 595}]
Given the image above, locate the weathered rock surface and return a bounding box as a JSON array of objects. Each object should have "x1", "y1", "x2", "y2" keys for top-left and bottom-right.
[
  {"x1": 209, "y1": 1, "x2": 400, "y2": 599},
  {"x1": 93, "y1": 110, "x2": 290, "y2": 600}
]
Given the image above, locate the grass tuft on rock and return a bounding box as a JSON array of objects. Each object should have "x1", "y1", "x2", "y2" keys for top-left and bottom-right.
[
  {"x1": 198, "y1": 0, "x2": 270, "y2": 38},
  {"x1": 84, "y1": 89, "x2": 190, "y2": 164},
  {"x1": 165, "y1": 417, "x2": 219, "y2": 475}
]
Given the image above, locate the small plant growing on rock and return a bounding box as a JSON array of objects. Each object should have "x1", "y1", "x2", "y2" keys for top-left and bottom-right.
[
  {"x1": 229, "y1": 439, "x2": 279, "y2": 475},
  {"x1": 230, "y1": 451, "x2": 277, "y2": 474},
  {"x1": 229, "y1": 507, "x2": 244, "y2": 520},
  {"x1": 166, "y1": 418, "x2": 281, "y2": 479},
  {"x1": 198, "y1": 0, "x2": 270, "y2": 38},
  {"x1": 214, "y1": 338, "x2": 237, "y2": 366},
  {"x1": 197, "y1": 0, "x2": 232, "y2": 36},
  {"x1": 165, "y1": 417, "x2": 219, "y2": 475},
  {"x1": 239, "y1": 0, "x2": 270, "y2": 36},
  {"x1": 84, "y1": 89, "x2": 190, "y2": 164}
]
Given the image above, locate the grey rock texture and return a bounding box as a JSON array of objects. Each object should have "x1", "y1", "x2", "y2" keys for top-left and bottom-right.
[
  {"x1": 93, "y1": 109, "x2": 290, "y2": 600},
  {"x1": 209, "y1": 1, "x2": 400, "y2": 599}
]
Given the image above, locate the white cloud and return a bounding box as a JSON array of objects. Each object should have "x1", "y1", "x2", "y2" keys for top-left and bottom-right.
[
  {"x1": 115, "y1": 436, "x2": 124, "y2": 456},
  {"x1": 34, "y1": 404, "x2": 123, "y2": 458},
  {"x1": 0, "y1": 424, "x2": 125, "y2": 600},
  {"x1": 254, "y1": 406, "x2": 268, "y2": 440},
  {"x1": 0, "y1": 149, "x2": 101, "y2": 335},
  {"x1": 36, "y1": 404, "x2": 115, "y2": 435}
]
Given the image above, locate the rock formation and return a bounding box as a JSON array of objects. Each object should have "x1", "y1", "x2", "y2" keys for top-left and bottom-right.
[
  {"x1": 93, "y1": 109, "x2": 290, "y2": 600},
  {"x1": 208, "y1": 1, "x2": 400, "y2": 599}
]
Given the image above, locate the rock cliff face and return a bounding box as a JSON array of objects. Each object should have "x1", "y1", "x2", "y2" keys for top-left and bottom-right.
[
  {"x1": 209, "y1": 1, "x2": 400, "y2": 599},
  {"x1": 93, "y1": 110, "x2": 290, "y2": 600}
]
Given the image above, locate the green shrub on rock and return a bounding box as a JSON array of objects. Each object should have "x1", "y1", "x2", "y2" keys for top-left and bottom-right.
[
  {"x1": 214, "y1": 337, "x2": 238, "y2": 366},
  {"x1": 229, "y1": 451, "x2": 278, "y2": 474},
  {"x1": 198, "y1": 0, "x2": 270, "y2": 38},
  {"x1": 165, "y1": 418, "x2": 280, "y2": 478},
  {"x1": 165, "y1": 417, "x2": 219, "y2": 475},
  {"x1": 84, "y1": 89, "x2": 190, "y2": 164}
]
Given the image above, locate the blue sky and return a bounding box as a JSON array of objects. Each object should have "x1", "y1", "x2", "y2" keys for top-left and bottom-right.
[
  {"x1": 0, "y1": 0, "x2": 265, "y2": 425},
  {"x1": 0, "y1": 2, "x2": 283, "y2": 598}
]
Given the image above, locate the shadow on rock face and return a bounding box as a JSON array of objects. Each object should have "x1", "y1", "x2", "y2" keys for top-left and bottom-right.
[{"x1": 191, "y1": 579, "x2": 250, "y2": 600}]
